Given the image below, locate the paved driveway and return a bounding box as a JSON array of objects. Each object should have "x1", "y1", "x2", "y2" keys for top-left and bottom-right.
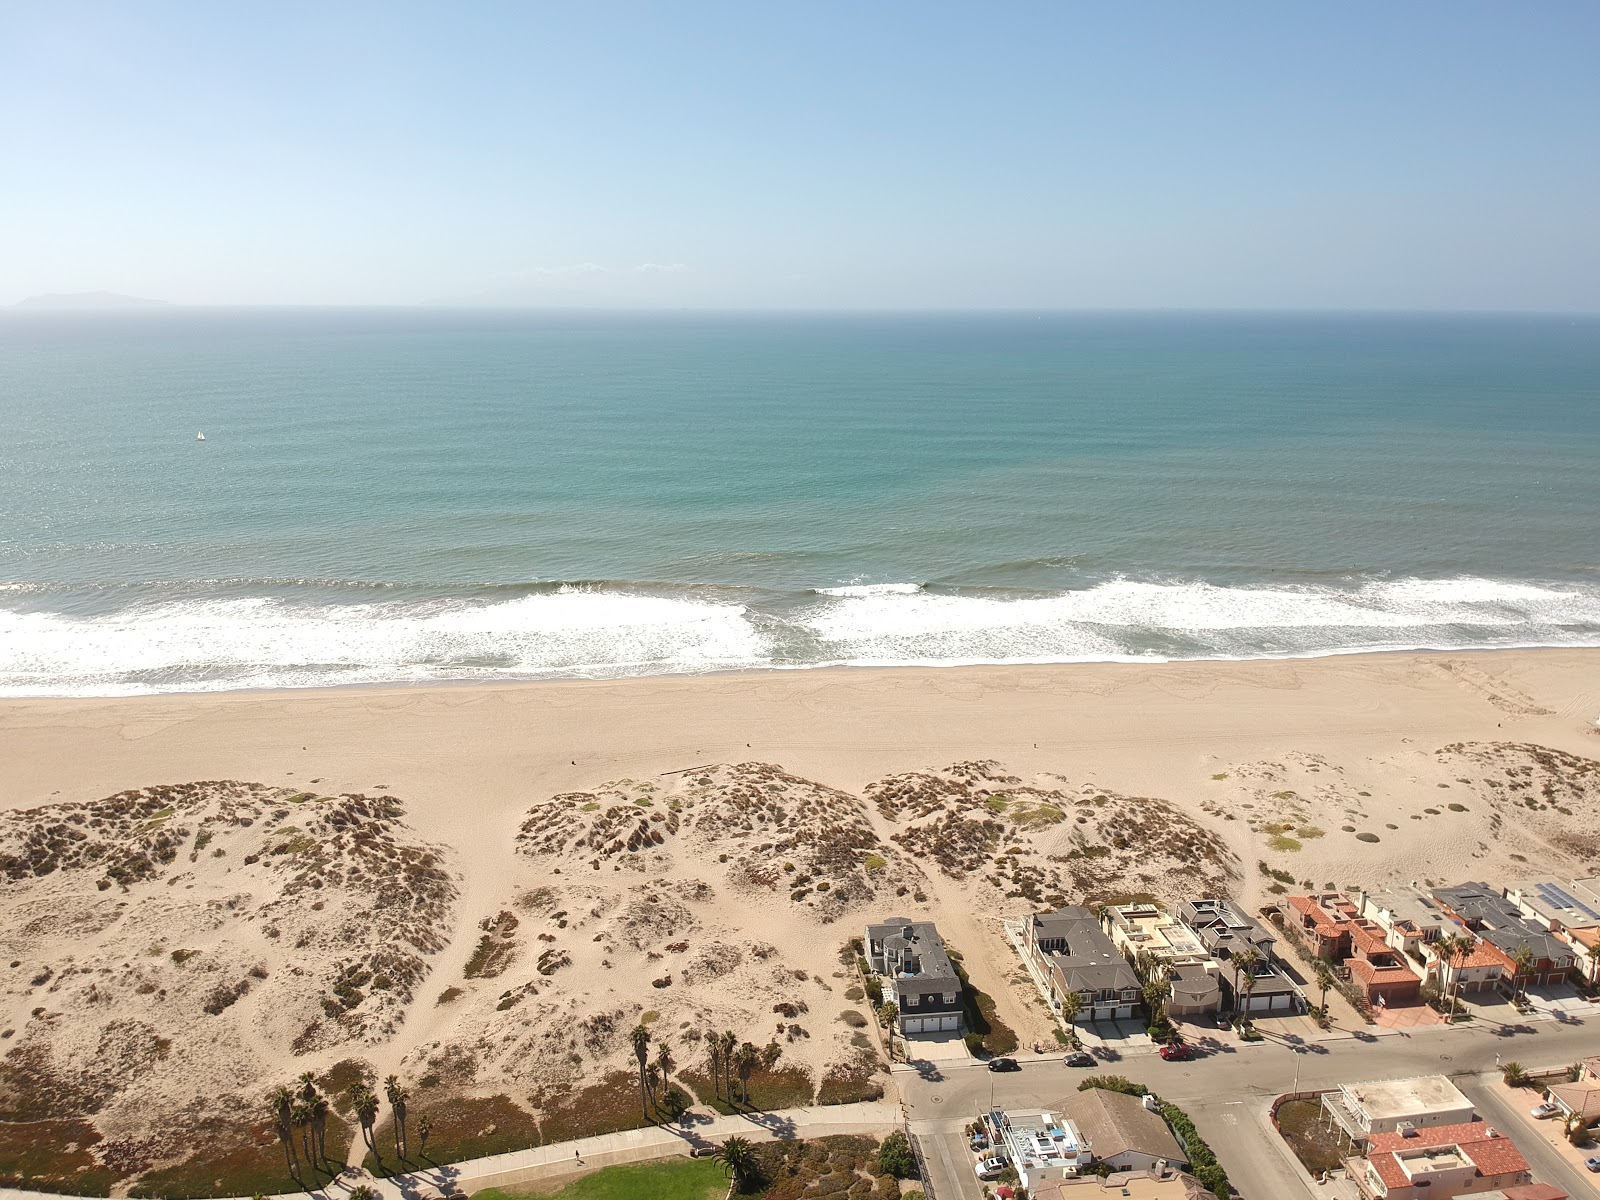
[{"x1": 904, "y1": 1030, "x2": 973, "y2": 1063}]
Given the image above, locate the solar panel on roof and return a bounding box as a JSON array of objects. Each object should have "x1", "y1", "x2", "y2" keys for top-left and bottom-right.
[{"x1": 1535, "y1": 882, "x2": 1600, "y2": 922}]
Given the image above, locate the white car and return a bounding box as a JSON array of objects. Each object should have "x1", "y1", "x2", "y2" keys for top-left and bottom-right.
[
  {"x1": 975, "y1": 1156, "x2": 1007, "y2": 1180},
  {"x1": 1529, "y1": 1101, "x2": 1562, "y2": 1119}
]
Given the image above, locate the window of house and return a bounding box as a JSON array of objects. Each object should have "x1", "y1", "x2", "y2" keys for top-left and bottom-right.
[
  {"x1": 905, "y1": 994, "x2": 918, "y2": 1007},
  {"x1": 943, "y1": 992, "x2": 956, "y2": 1005}
]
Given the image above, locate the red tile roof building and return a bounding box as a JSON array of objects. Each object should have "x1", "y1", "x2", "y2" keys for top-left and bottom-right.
[
  {"x1": 1347, "y1": 1122, "x2": 1538, "y2": 1200},
  {"x1": 1287, "y1": 893, "x2": 1424, "y2": 1006}
]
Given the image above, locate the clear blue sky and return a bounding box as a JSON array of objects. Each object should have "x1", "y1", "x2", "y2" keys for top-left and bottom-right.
[{"x1": 3, "y1": 2, "x2": 1597, "y2": 309}]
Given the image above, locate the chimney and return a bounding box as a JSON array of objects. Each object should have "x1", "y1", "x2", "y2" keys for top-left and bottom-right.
[{"x1": 902, "y1": 925, "x2": 914, "y2": 941}]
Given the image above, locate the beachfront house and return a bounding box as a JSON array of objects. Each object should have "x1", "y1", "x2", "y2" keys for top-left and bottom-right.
[
  {"x1": 1504, "y1": 877, "x2": 1600, "y2": 985},
  {"x1": 1286, "y1": 892, "x2": 1423, "y2": 1007},
  {"x1": 1430, "y1": 883, "x2": 1576, "y2": 992},
  {"x1": 1027, "y1": 907, "x2": 1141, "y2": 1022},
  {"x1": 979, "y1": 1105, "x2": 1093, "y2": 1190},
  {"x1": 863, "y1": 918, "x2": 965, "y2": 1035},
  {"x1": 1176, "y1": 898, "x2": 1304, "y2": 1015},
  {"x1": 1345, "y1": 1122, "x2": 1541, "y2": 1200},
  {"x1": 1101, "y1": 902, "x2": 1224, "y2": 1015},
  {"x1": 1358, "y1": 888, "x2": 1449, "y2": 966},
  {"x1": 1066, "y1": 1087, "x2": 1189, "y2": 1174},
  {"x1": 1320, "y1": 1075, "x2": 1475, "y2": 1144}
]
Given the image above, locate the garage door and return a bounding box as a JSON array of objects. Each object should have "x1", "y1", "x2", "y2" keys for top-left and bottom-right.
[
  {"x1": 939, "y1": 1014, "x2": 960, "y2": 1031},
  {"x1": 1272, "y1": 994, "x2": 1291, "y2": 1012},
  {"x1": 902, "y1": 1017, "x2": 924, "y2": 1033}
]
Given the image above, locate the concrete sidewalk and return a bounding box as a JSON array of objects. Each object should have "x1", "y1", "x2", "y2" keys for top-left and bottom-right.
[{"x1": 300, "y1": 1102, "x2": 898, "y2": 1200}]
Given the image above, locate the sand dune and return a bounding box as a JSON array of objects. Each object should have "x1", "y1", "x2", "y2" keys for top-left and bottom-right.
[{"x1": 2, "y1": 648, "x2": 1599, "y2": 1190}]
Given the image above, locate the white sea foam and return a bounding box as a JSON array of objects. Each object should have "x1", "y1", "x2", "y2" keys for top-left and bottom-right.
[
  {"x1": 796, "y1": 576, "x2": 1600, "y2": 665},
  {"x1": 2, "y1": 576, "x2": 1598, "y2": 696},
  {"x1": 0, "y1": 588, "x2": 768, "y2": 696},
  {"x1": 811, "y1": 583, "x2": 924, "y2": 597}
]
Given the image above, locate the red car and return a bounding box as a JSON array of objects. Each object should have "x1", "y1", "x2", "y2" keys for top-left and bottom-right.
[{"x1": 1159, "y1": 1042, "x2": 1192, "y2": 1061}]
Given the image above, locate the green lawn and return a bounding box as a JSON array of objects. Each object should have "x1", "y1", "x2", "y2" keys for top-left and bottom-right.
[{"x1": 472, "y1": 1156, "x2": 727, "y2": 1200}]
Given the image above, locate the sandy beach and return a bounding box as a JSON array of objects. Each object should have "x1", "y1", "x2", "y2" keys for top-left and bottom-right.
[{"x1": 4, "y1": 648, "x2": 1600, "y2": 1191}]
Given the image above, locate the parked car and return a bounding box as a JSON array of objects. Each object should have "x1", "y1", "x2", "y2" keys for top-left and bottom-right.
[
  {"x1": 975, "y1": 1156, "x2": 1007, "y2": 1180},
  {"x1": 1063, "y1": 1052, "x2": 1096, "y2": 1067},
  {"x1": 1529, "y1": 1101, "x2": 1561, "y2": 1119},
  {"x1": 1159, "y1": 1042, "x2": 1193, "y2": 1061},
  {"x1": 987, "y1": 1056, "x2": 1021, "y2": 1072},
  {"x1": 1584, "y1": 1155, "x2": 1600, "y2": 1173}
]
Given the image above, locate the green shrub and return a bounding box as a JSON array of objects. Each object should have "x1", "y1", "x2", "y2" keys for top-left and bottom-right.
[
  {"x1": 1078, "y1": 1075, "x2": 1147, "y2": 1096},
  {"x1": 876, "y1": 1131, "x2": 915, "y2": 1179},
  {"x1": 1160, "y1": 1102, "x2": 1230, "y2": 1200}
]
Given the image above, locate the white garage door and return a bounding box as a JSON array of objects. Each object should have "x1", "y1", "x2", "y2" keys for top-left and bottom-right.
[
  {"x1": 939, "y1": 1014, "x2": 960, "y2": 1031},
  {"x1": 1272, "y1": 994, "x2": 1291, "y2": 1012},
  {"x1": 902, "y1": 1017, "x2": 924, "y2": 1033}
]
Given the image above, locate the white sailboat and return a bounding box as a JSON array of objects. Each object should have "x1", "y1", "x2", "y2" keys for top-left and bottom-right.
[{"x1": 196, "y1": 431, "x2": 206, "y2": 441}]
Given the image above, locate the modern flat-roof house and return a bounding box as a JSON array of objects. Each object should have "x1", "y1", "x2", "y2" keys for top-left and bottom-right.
[
  {"x1": 863, "y1": 918, "x2": 964, "y2": 1036},
  {"x1": 1176, "y1": 898, "x2": 1303, "y2": 1015},
  {"x1": 1027, "y1": 907, "x2": 1141, "y2": 1022},
  {"x1": 1359, "y1": 889, "x2": 1449, "y2": 962},
  {"x1": 1430, "y1": 883, "x2": 1576, "y2": 990},
  {"x1": 1102, "y1": 902, "x2": 1224, "y2": 1015},
  {"x1": 980, "y1": 1106, "x2": 1093, "y2": 1190},
  {"x1": 1287, "y1": 892, "x2": 1423, "y2": 1006},
  {"x1": 1321, "y1": 1075, "x2": 1475, "y2": 1143},
  {"x1": 1067, "y1": 1087, "x2": 1188, "y2": 1174},
  {"x1": 1504, "y1": 878, "x2": 1600, "y2": 935},
  {"x1": 1346, "y1": 1122, "x2": 1540, "y2": 1200}
]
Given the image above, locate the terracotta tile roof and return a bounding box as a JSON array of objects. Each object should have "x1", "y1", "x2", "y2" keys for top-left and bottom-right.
[
  {"x1": 1500, "y1": 1185, "x2": 1568, "y2": 1200},
  {"x1": 1363, "y1": 1121, "x2": 1531, "y2": 1187}
]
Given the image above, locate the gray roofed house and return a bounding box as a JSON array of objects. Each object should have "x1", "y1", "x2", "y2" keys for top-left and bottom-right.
[
  {"x1": 1430, "y1": 882, "x2": 1577, "y2": 987},
  {"x1": 864, "y1": 917, "x2": 965, "y2": 1037},
  {"x1": 1175, "y1": 898, "x2": 1277, "y2": 962},
  {"x1": 1067, "y1": 1087, "x2": 1188, "y2": 1172},
  {"x1": 1176, "y1": 898, "x2": 1304, "y2": 1015},
  {"x1": 1026, "y1": 907, "x2": 1141, "y2": 1022}
]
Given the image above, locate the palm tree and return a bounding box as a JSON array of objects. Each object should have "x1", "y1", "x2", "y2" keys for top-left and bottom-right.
[
  {"x1": 1142, "y1": 973, "x2": 1170, "y2": 1015},
  {"x1": 719, "y1": 1030, "x2": 738, "y2": 1099},
  {"x1": 714, "y1": 1134, "x2": 759, "y2": 1192},
  {"x1": 269, "y1": 1086, "x2": 299, "y2": 1178},
  {"x1": 385, "y1": 1075, "x2": 409, "y2": 1160},
  {"x1": 705, "y1": 1030, "x2": 725, "y2": 1098},
  {"x1": 349, "y1": 1187, "x2": 380, "y2": 1200},
  {"x1": 291, "y1": 1099, "x2": 313, "y2": 1165},
  {"x1": 1509, "y1": 943, "x2": 1535, "y2": 1004},
  {"x1": 656, "y1": 1041, "x2": 675, "y2": 1109},
  {"x1": 1231, "y1": 947, "x2": 1261, "y2": 1021},
  {"x1": 349, "y1": 1082, "x2": 380, "y2": 1156},
  {"x1": 310, "y1": 1092, "x2": 330, "y2": 1166},
  {"x1": 1059, "y1": 989, "x2": 1083, "y2": 1047},
  {"x1": 1314, "y1": 962, "x2": 1335, "y2": 1017},
  {"x1": 645, "y1": 1062, "x2": 662, "y2": 1111},
  {"x1": 1437, "y1": 933, "x2": 1474, "y2": 1022},
  {"x1": 417, "y1": 1113, "x2": 433, "y2": 1160},
  {"x1": 630, "y1": 1024, "x2": 652, "y2": 1119},
  {"x1": 733, "y1": 1042, "x2": 761, "y2": 1107},
  {"x1": 298, "y1": 1070, "x2": 318, "y2": 1103}
]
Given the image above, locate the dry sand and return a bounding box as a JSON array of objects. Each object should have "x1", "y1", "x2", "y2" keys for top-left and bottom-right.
[{"x1": 3, "y1": 648, "x2": 1600, "y2": 1187}]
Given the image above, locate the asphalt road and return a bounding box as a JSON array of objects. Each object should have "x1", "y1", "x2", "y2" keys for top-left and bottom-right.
[{"x1": 899, "y1": 1018, "x2": 1600, "y2": 1200}]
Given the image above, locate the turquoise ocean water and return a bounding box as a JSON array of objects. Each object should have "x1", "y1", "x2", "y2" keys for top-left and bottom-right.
[{"x1": 1, "y1": 309, "x2": 1598, "y2": 695}]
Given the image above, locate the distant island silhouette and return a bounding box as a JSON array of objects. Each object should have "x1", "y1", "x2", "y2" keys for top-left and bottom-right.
[{"x1": 14, "y1": 290, "x2": 168, "y2": 309}]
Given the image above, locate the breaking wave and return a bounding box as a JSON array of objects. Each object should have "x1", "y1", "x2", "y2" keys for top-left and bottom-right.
[{"x1": 2, "y1": 575, "x2": 1598, "y2": 696}]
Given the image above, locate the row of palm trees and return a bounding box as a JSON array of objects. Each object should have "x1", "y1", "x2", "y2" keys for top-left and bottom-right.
[
  {"x1": 627, "y1": 1023, "x2": 785, "y2": 1119},
  {"x1": 268, "y1": 1072, "x2": 432, "y2": 1182},
  {"x1": 1430, "y1": 931, "x2": 1537, "y2": 1020}
]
